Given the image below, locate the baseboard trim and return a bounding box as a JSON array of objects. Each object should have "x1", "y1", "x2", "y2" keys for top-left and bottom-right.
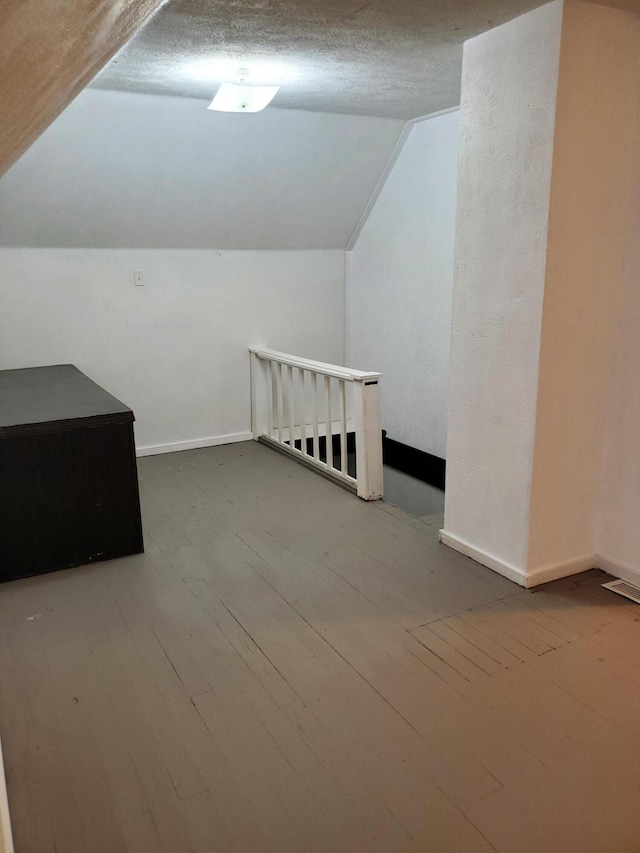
[
  {"x1": 439, "y1": 530, "x2": 597, "y2": 588},
  {"x1": 438, "y1": 530, "x2": 527, "y2": 586},
  {"x1": 597, "y1": 554, "x2": 640, "y2": 587},
  {"x1": 136, "y1": 432, "x2": 252, "y2": 457},
  {"x1": 382, "y1": 434, "x2": 446, "y2": 491},
  {"x1": 525, "y1": 555, "x2": 598, "y2": 587}
]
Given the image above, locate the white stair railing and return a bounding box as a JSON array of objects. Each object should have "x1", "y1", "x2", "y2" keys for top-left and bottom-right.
[{"x1": 249, "y1": 348, "x2": 383, "y2": 500}]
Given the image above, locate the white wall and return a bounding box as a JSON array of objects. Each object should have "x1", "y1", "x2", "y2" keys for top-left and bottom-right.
[
  {"x1": 0, "y1": 249, "x2": 345, "y2": 453},
  {"x1": 599, "y1": 212, "x2": 640, "y2": 579},
  {"x1": 345, "y1": 111, "x2": 459, "y2": 458},
  {"x1": 0, "y1": 87, "x2": 404, "y2": 453},
  {"x1": 598, "y1": 55, "x2": 640, "y2": 580},
  {"x1": 443, "y1": 1, "x2": 562, "y2": 574},
  {"x1": 0, "y1": 88, "x2": 404, "y2": 250},
  {"x1": 443, "y1": 0, "x2": 640, "y2": 587},
  {"x1": 526, "y1": 0, "x2": 640, "y2": 573}
]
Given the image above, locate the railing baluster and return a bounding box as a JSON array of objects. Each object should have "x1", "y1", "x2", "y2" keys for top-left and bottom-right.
[
  {"x1": 276, "y1": 362, "x2": 284, "y2": 445},
  {"x1": 312, "y1": 372, "x2": 319, "y2": 462},
  {"x1": 267, "y1": 359, "x2": 274, "y2": 438},
  {"x1": 325, "y1": 374, "x2": 332, "y2": 469},
  {"x1": 288, "y1": 365, "x2": 295, "y2": 451},
  {"x1": 300, "y1": 369, "x2": 307, "y2": 456},
  {"x1": 340, "y1": 379, "x2": 348, "y2": 476}
]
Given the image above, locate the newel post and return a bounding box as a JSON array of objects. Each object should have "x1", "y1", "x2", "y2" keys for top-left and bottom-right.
[
  {"x1": 353, "y1": 377, "x2": 383, "y2": 500},
  {"x1": 250, "y1": 350, "x2": 270, "y2": 440}
]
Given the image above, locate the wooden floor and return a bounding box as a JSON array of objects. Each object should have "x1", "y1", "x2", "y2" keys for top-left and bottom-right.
[{"x1": 2, "y1": 442, "x2": 640, "y2": 853}]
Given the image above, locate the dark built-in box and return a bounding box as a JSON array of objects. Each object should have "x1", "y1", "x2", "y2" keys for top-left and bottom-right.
[{"x1": 0, "y1": 364, "x2": 144, "y2": 582}]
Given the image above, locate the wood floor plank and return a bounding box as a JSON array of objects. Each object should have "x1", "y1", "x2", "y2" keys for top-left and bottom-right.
[
  {"x1": 410, "y1": 623, "x2": 491, "y2": 681},
  {"x1": 187, "y1": 539, "x2": 501, "y2": 835},
  {"x1": 438, "y1": 613, "x2": 523, "y2": 668},
  {"x1": 178, "y1": 789, "x2": 236, "y2": 853},
  {"x1": 520, "y1": 579, "x2": 615, "y2": 635},
  {"x1": 425, "y1": 619, "x2": 505, "y2": 675},
  {"x1": 529, "y1": 639, "x2": 640, "y2": 728},
  {"x1": 479, "y1": 600, "x2": 556, "y2": 655},
  {"x1": 508, "y1": 590, "x2": 583, "y2": 643},
  {"x1": 119, "y1": 812, "x2": 162, "y2": 853},
  {"x1": 2, "y1": 442, "x2": 640, "y2": 853},
  {"x1": 55, "y1": 836, "x2": 88, "y2": 853},
  {"x1": 456, "y1": 607, "x2": 539, "y2": 662}
]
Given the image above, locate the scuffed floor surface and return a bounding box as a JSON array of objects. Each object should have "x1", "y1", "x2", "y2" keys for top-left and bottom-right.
[{"x1": 1, "y1": 442, "x2": 640, "y2": 852}]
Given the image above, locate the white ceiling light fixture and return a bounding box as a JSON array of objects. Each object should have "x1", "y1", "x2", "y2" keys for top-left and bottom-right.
[
  {"x1": 207, "y1": 82, "x2": 280, "y2": 113},
  {"x1": 207, "y1": 68, "x2": 280, "y2": 113}
]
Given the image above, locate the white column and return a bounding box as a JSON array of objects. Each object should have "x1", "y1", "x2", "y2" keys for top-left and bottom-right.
[{"x1": 442, "y1": 0, "x2": 640, "y2": 587}]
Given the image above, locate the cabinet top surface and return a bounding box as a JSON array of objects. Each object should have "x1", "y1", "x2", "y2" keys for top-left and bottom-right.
[{"x1": 0, "y1": 365, "x2": 133, "y2": 433}]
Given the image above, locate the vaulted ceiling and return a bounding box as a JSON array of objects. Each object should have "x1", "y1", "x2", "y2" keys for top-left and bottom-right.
[{"x1": 92, "y1": 0, "x2": 640, "y2": 119}]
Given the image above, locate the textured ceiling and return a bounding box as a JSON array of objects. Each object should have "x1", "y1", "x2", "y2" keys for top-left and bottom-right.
[{"x1": 92, "y1": 0, "x2": 640, "y2": 120}]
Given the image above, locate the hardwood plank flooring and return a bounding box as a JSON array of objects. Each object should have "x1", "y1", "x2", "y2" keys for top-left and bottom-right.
[{"x1": 1, "y1": 442, "x2": 640, "y2": 851}]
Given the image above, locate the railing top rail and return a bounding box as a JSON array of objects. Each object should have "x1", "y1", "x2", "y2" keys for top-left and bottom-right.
[{"x1": 250, "y1": 348, "x2": 382, "y2": 383}]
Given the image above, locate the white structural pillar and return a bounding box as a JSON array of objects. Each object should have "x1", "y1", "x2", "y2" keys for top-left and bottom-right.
[{"x1": 442, "y1": 0, "x2": 640, "y2": 587}]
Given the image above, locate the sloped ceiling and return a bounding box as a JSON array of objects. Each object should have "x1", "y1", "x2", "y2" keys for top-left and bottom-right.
[
  {"x1": 92, "y1": 0, "x2": 640, "y2": 120},
  {"x1": 0, "y1": 88, "x2": 405, "y2": 250},
  {"x1": 0, "y1": 0, "x2": 167, "y2": 178},
  {"x1": 3, "y1": 0, "x2": 637, "y2": 250}
]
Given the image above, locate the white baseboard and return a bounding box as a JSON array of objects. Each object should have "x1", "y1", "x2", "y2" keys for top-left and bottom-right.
[
  {"x1": 439, "y1": 530, "x2": 597, "y2": 588},
  {"x1": 0, "y1": 735, "x2": 14, "y2": 853},
  {"x1": 525, "y1": 554, "x2": 597, "y2": 587},
  {"x1": 136, "y1": 432, "x2": 252, "y2": 458},
  {"x1": 597, "y1": 554, "x2": 640, "y2": 587},
  {"x1": 438, "y1": 530, "x2": 528, "y2": 586}
]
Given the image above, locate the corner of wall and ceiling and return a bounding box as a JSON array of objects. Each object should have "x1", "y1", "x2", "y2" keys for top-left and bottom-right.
[{"x1": 345, "y1": 106, "x2": 460, "y2": 253}]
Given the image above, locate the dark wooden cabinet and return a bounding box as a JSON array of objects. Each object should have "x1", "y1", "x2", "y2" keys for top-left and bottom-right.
[{"x1": 0, "y1": 365, "x2": 144, "y2": 582}]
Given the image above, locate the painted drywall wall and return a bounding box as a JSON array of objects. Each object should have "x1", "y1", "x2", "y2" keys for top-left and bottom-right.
[
  {"x1": 444, "y1": 0, "x2": 640, "y2": 586},
  {"x1": 345, "y1": 111, "x2": 459, "y2": 458},
  {"x1": 597, "y1": 51, "x2": 640, "y2": 581},
  {"x1": 0, "y1": 88, "x2": 401, "y2": 453},
  {"x1": 527, "y1": 1, "x2": 640, "y2": 573},
  {"x1": 0, "y1": 88, "x2": 404, "y2": 250},
  {"x1": 599, "y1": 219, "x2": 640, "y2": 580},
  {"x1": 0, "y1": 249, "x2": 345, "y2": 452},
  {"x1": 443, "y1": 1, "x2": 563, "y2": 573}
]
